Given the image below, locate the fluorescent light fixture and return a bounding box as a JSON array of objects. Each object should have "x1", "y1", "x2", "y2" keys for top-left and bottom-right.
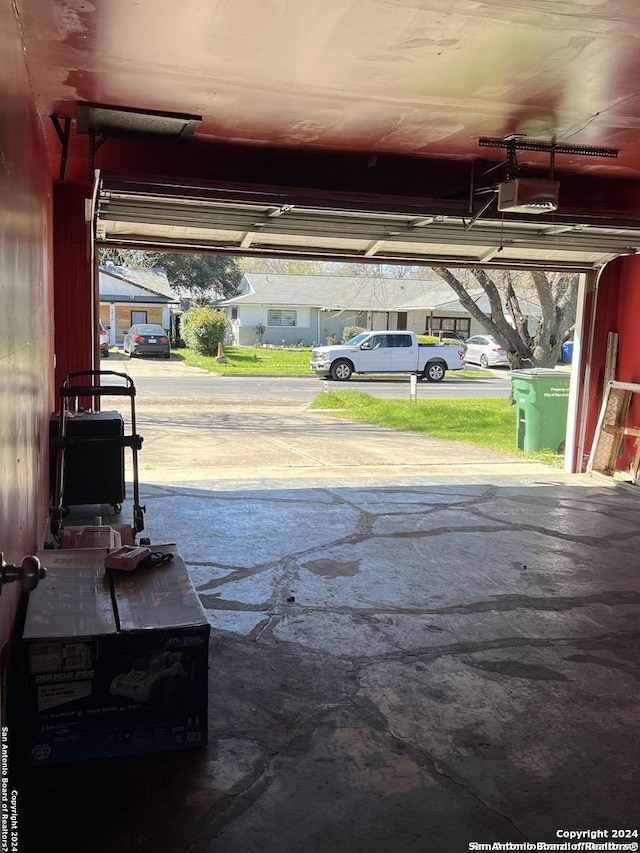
[{"x1": 76, "y1": 103, "x2": 201, "y2": 141}]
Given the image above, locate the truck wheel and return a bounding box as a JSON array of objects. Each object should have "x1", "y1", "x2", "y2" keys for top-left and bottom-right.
[
  {"x1": 330, "y1": 359, "x2": 353, "y2": 381},
  {"x1": 423, "y1": 361, "x2": 446, "y2": 382}
]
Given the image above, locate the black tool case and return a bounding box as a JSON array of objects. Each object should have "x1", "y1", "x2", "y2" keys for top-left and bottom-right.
[
  {"x1": 49, "y1": 410, "x2": 125, "y2": 507},
  {"x1": 50, "y1": 371, "x2": 145, "y2": 540}
]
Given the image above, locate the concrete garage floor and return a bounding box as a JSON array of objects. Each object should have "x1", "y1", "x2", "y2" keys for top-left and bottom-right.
[{"x1": 18, "y1": 360, "x2": 640, "y2": 853}]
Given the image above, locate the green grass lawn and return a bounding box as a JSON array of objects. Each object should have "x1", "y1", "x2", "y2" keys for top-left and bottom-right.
[
  {"x1": 173, "y1": 346, "x2": 312, "y2": 374},
  {"x1": 309, "y1": 391, "x2": 564, "y2": 466},
  {"x1": 173, "y1": 346, "x2": 487, "y2": 378}
]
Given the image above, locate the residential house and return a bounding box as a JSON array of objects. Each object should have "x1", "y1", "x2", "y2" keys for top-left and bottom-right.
[
  {"x1": 99, "y1": 265, "x2": 180, "y2": 345},
  {"x1": 217, "y1": 273, "x2": 541, "y2": 346}
]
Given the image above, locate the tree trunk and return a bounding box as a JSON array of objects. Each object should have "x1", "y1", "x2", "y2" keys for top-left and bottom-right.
[{"x1": 431, "y1": 267, "x2": 578, "y2": 370}]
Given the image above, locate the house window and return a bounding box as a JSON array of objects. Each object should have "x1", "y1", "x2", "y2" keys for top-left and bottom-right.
[
  {"x1": 267, "y1": 309, "x2": 297, "y2": 327},
  {"x1": 429, "y1": 317, "x2": 470, "y2": 336},
  {"x1": 231, "y1": 307, "x2": 238, "y2": 320}
]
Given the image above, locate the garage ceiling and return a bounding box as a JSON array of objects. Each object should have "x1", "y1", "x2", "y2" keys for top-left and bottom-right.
[{"x1": 17, "y1": 0, "x2": 640, "y2": 268}]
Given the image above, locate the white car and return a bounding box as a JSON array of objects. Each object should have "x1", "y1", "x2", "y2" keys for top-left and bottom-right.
[{"x1": 464, "y1": 335, "x2": 509, "y2": 368}]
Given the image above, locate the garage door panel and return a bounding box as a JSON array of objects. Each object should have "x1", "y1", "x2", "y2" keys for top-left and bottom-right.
[{"x1": 95, "y1": 172, "x2": 640, "y2": 270}]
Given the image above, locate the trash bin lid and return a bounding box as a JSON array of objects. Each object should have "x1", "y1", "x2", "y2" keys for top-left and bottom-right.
[{"x1": 510, "y1": 368, "x2": 569, "y2": 379}]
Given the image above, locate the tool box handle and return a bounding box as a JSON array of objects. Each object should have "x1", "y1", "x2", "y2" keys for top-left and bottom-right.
[{"x1": 51, "y1": 434, "x2": 144, "y2": 450}]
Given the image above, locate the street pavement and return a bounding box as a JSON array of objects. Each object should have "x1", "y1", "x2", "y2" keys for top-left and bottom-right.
[{"x1": 101, "y1": 350, "x2": 512, "y2": 405}]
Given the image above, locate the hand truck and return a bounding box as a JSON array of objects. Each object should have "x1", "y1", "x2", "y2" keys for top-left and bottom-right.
[{"x1": 50, "y1": 370, "x2": 145, "y2": 542}]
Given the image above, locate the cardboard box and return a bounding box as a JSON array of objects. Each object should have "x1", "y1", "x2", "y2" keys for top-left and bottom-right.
[
  {"x1": 23, "y1": 546, "x2": 209, "y2": 766},
  {"x1": 60, "y1": 523, "x2": 136, "y2": 548}
]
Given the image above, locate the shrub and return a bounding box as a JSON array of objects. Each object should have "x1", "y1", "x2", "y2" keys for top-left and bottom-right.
[
  {"x1": 180, "y1": 307, "x2": 228, "y2": 356},
  {"x1": 343, "y1": 325, "x2": 366, "y2": 342},
  {"x1": 417, "y1": 334, "x2": 466, "y2": 349}
]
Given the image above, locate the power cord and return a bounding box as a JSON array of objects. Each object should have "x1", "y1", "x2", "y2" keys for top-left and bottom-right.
[{"x1": 138, "y1": 552, "x2": 174, "y2": 571}]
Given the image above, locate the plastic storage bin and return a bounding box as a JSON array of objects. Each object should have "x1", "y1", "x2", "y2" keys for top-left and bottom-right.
[{"x1": 561, "y1": 341, "x2": 574, "y2": 364}]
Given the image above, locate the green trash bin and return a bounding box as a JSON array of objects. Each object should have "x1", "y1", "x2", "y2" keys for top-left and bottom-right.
[{"x1": 510, "y1": 369, "x2": 571, "y2": 453}]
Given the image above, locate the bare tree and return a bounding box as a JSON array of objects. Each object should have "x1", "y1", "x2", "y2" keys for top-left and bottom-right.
[
  {"x1": 237, "y1": 257, "x2": 326, "y2": 275},
  {"x1": 99, "y1": 248, "x2": 160, "y2": 267},
  {"x1": 431, "y1": 267, "x2": 578, "y2": 368}
]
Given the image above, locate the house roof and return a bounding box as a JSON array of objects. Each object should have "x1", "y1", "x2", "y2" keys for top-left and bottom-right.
[
  {"x1": 217, "y1": 272, "x2": 542, "y2": 315},
  {"x1": 99, "y1": 266, "x2": 180, "y2": 304},
  {"x1": 218, "y1": 272, "x2": 463, "y2": 312},
  {"x1": 397, "y1": 290, "x2": 542, "y2": 316}
]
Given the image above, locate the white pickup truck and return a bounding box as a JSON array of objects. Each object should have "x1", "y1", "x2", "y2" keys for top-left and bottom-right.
[{"x1": 310, "y1": 331, "x2": 466, "y2": 382}]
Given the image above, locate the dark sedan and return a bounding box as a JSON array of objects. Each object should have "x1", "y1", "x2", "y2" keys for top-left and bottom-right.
[{"x1": 123, "y1": 324, "x2": 171, "y2": 359}]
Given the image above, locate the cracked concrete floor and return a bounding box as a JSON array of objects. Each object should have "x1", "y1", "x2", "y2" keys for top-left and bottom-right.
[{"x1": 19, "y1": 389, "x2": 640, "y2": 853}]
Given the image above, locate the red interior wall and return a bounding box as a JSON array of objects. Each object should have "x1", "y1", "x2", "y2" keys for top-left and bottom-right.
[
  {"x1": 53, "y1": 182, "x2": 94, "y2": 393},
  {"x1": 584, "y1": 256, "x2": 640, "y2": 468},
  {"x1": 614, "y1": 259, "x2": 640, "y2": 382},
  {"x1": 583, "y1": 263, "x2": 620, "y2": 448},
  {"x1": 615, "y1": 259, "x2": 640, "y2": 467},
  {"x1": 0, "y1": 0, "x2": 54, "y2": 718}
]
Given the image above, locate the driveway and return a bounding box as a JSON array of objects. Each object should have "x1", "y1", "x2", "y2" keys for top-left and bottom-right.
[{"x1": 102, "y1": 352, "x2": 533, "y2": 485}]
